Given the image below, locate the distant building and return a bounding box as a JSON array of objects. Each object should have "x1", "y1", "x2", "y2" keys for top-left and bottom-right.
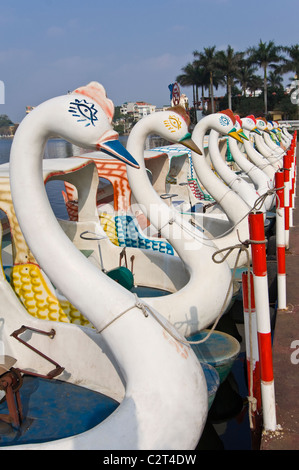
[
  {"x1": 120, "y1": 102, "x2": 136, "y2": 115},
  {"x1": 135, "y1": 101, "x2": 156, "y2": 118},
  {"x1": 120, "y1": 96, "x2": 190, "y2": 121},
  {"x1": 245, "y1": 88, "x2": 262, "y2": 98},
  {"x1": 120, "y1": 101, "x2": 156, "y2": 120}
]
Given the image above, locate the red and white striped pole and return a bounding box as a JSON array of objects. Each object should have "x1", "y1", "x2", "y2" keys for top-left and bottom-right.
[
  {"x1": 242, "y1": 271, "x2": 262, "y2": 429},
  {"x1": 283, "y1": 152, "x2": 291, "y2": 249},
  {"x1": 289, "y1": 147, "x2": 295, "y2": 225},
  {"x1": 275, "y1": 170, "x2": 287, "y2": 310},
  {"x1": 291, "y1": 140, "x2": 297, "y2": 210},
  {"x1": 294, "y1": 131, "x2": 297, "y2": 197},
  {"x1": 249, "y1": 211, "x2": 277, "y2": 432}
]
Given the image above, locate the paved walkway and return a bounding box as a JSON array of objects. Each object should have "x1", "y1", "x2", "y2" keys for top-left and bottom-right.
[{"x1": 261, "y1": 149, "x2": 299, "y2": 450}]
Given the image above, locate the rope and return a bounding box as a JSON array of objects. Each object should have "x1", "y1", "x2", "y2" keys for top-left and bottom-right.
[
  {"x1": 94, "y1": 187, "x2": 277, "y2": 425},
  {"x1": 189, "y1": 186, "x2": 281, "y2": 242},
  {"x1": 96, "y1": 219, "x2": 265, "y2": 427},
  {"x1": 211, "y1": 231, "x2": 266, "y2": 429},
  {"x1": 98, "y1": 294, "x2": 149, "y2": 334}
]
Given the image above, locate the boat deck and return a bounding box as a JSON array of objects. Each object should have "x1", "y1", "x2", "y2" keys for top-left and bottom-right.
[{"x1": 261, "y1": 146, "x2": 299, "y2": 450}]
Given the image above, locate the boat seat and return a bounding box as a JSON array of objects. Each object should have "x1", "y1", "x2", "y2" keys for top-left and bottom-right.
[{"x1": 0, "y1": 375, "x2": 120, "y2": 446}]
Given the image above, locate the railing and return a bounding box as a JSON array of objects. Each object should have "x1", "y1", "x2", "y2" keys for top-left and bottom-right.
[{"x1": 278, "y1": 120, "x2": 299, "y2": 130}]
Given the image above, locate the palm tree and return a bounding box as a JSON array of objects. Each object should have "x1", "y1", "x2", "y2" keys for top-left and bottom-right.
[
  {"x1": 280, "y1": 44, "x2": 299, "y2": 78},
  {"x1": 214, "y1": 45, "x2": 244, "y2": 110},
  {"x1": 237, "y1": 59, "x2": 259, "y2": 96},
  {"x1": 267, "y1": 69, "x2": 283, "y2": 89},
  {"x1": 176, "y1": 61, "x2": 209, "y2": 112},
  {"x1": 193, "y1": 46, "x2": 218, "y2": 113},
  {"x1": 280, "y1": 44, "x2": 299, "y2": 119},
  {"x1": 247, "y1": 40, "x2": 283, "y2": 115},
  {"x1": 247, "y1": 75, "x2": 264, "y2": 97}
]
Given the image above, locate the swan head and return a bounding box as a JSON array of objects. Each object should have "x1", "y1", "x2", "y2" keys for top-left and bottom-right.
[
  {"x1": 131, "y1": 105, "x2": 202, "y2": 155},
  {"x1": 234, "y1": 114, "x2": 249, "y2": 141},
  {"x1": 256, "y1": 117, "x2": 270, "y2": 134},
  {"x1": 241, "y1": 115, "x2": 261, "y2": 135},
  {"x1": 267, "y1": 120, "x2": 276, "y2": 133},
  {"x1": 26, "y1": 82, "x2": 140, "y2": 168},
  {"x1": 211, "y1": 109, "x2": 244, "y2": 142}
]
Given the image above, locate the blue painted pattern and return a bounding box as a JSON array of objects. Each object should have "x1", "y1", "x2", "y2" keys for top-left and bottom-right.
[
  {"x1": 115, "y1": 215, "x2": 174, "y2": 255},
  {"x1": 68, "y1": 98, "x2": 98, "y2": 127}
]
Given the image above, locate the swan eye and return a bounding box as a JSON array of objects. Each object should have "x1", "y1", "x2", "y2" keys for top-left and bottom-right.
[
  {"x1": 68, "y1": 98, "x2": 98, "y2": 127},
  {"x1": 163, "y1": 114, "x2": 182, "y2": 133},
  {"x1": 219, "y1": 116, "x2": 230, "y2": 126}
]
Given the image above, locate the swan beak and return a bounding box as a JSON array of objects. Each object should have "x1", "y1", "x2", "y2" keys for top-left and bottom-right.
[
  {"x1": 97, "y1": 137, "x2": 140, "y2": 168},
  {"x1": 179, "y1": 133, "x2": 202, "y2": 155},
  {"x1": 252, "y1": 127, "x2": 261, "y2": 135},
  {"x1": 238, "y1": 129, "x2": 249, "y2": 141},
  {"x1": 228, "y1": 129, "x2": 244, "y2": 143}
]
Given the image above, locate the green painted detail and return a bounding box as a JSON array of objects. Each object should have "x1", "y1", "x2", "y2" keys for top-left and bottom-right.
[
  {"x1": 106, "y1": 266, "x2": 134, "y2": 291},
  {"x1": 80, "y1": 250, "x2": 94, "y2": 258}
]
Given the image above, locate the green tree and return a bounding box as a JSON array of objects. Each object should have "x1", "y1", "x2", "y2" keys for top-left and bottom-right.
[
  {"x1": 267, "y1": 69, "x2": 284, "y2": 89},
  {"x1": 280, "y1": 44, "x2": 299, "y2": 78},
  {"x1": 176, "y1": 62, "x2": 195, "y2": 109},
  {"x1": 237, "y1": 59, "x2": 259, "y2": 96},
  {"x1": 214, "y1": 45, "x2": 244, "y2": 110},
  {"x1": 0, "y1": 114, "x2": 13, "y2": 127},
  {"x1": 176, "y1": 61, "x2": 209, "y2": 115},
  {"x1": 247, "y1": 40, "x2": 284, "y2": 115},
  {"x1": 193, "y1": 46, "x2": 219, "y2": 113}
]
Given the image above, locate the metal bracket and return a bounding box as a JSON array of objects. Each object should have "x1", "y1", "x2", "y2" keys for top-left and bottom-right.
[{"x1": 11, "y1": 325, "x2": 65, "y2": 379}]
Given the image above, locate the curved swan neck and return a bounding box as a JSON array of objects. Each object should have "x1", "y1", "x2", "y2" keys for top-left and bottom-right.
[
  {"x1": 126, "y1": 115, "x2": 178, "y2": 229},
  {"x1": 126, "y1": 113, "x2": 219, "y2": 258},
  {"x1": 209, "y1": 129, "x2": 236, "y2": 183},
  {"x1": 10, "y1": 98, "x2": 136, "y2": 332},
  {"x1": 191, "y1": 117, "x2": 250, "y2": 222},
  {"x1": 229, "y1": 136, "x2": 270, "y2": 188},
  {"x1": 242, "y1": 129, "x2": 275, "y2": 181}
]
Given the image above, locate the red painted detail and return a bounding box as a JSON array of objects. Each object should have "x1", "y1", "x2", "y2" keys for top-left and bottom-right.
[
  {"x1": 284, "y1": 154, "x2": 291, "y2": 182},
  {"x1": 285, "y1": 207, "x2": 290, "y2": 230},
  {"x1": 275, "y1": 170, "x2": 284, "y2": 208},
  {"x1": 257, "y1": 332, "x2": 274, "y2": 382},
  {"x1": 277, "y1": 246, "x2": 286, "y2": 274},
  {"x1": 249, "y1": 212, "x2": 267, "y2": 276},
  {"x1": 242, "y1": 271, "x2": 255, "y2": 309}
]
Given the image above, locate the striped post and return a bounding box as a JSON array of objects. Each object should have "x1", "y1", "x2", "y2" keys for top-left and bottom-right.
[
  {"x1": 291, "y1": 140, "x2": 297, "y2": 209},
  {"x1": 242, "y1": 271, "x2": 262, "y2": 430},
  {"x1": 249, "y1": 211, "x2": 277, "y2": 432},
  {"x1": 294, "y1": 132, "x2": 297, "y2": 196},
  {"x1": 283, "y1": 152, "x2": 291, "y2": 249},
  {"x1": 275, "y1": 170, "x2": 287, "y2": 310},
  {"x1": 289, "y1": 147, "x2": 295, "y2": 224}
]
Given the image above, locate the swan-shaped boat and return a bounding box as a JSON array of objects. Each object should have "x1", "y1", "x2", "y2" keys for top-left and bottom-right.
[
  {"x1": 120, "y1": 105, "x2": 234, "y2": 333},
  {"x1": 207, "y1": 117, "x2": 265, "y2": 213},
  {"x1": 241, "y1": 116, "x2": 276, "y2": 182},
  {"x1": 185, "y1": 111, "x2": 253, "y2": 268},
  {"x1": 275, "y1": 121, "x2": 292, "y2": 149},
  {"x1": 0, "y1": 102, "x2": 234, "y2": 337},
  {"x1": 227, "y1": 115, "x2": 275, "y2": 211},
  {"x1": 253, "y1": 117, "x2": 284, "y2": 169},
  {"x1": 266, "y1": 121, "x2": 287, "y2": 152},
  {"x1": 2, "y1": 82, "x2": 208, "y2": 449}
]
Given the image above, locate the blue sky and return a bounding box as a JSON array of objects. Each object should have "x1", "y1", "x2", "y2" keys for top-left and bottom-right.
[{"x1": 0, "y1": 0, "x2": 298, "y2": 122}]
